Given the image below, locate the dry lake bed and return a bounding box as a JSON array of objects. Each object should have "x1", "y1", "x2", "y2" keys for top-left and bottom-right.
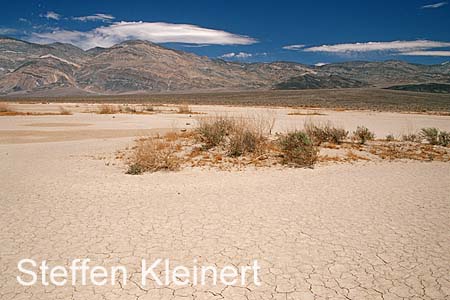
[{"x1": 1, "y1": 103, "x2": 450, "y2": 299}]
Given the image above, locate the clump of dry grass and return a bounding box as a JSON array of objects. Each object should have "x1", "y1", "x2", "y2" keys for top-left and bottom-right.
[
  {"x1": 144, "y1": 105, "x2": 155, "y2": 112},
  {"x1": 277, "y1": 131, "x2": 318, "y2": 167},
  {"x1": 196, "y1": 116, "x2": 235, "y2": 149},
  {"x1": 196, "y1": 115, "x2": 273, "y2": 157},
  {"x1": 0, "y1": 103, "x2": 10, "y2": 113},
  {"x1": 420, "y1": 128, "x2": 450, "y2": 146},
  {"x1": 401, "y1": 133, "x2": 420, "y2": 142},
  {"x1": 127, "y1": 137, "x2": 181, "y2": 174},
  {"x1": 304, "y1": 121, "x2": 348, "y2": 145},
  {"x1": 177, "y1": 105, "x2": 192, "y2": 114},
  {"x1": 58, "y1": 106, "x2": 72, "y2": 115},
  {"x1": 288, "y1": 110, "x2": 326, "y2": 116},
  {"x1": 121, "y1": 105, "x2": 138, "y2": 113},
  {"x1": 352, "y1": 126, "x2": 375, "y2": 144},
  {"x1": 385, "y1": 134, "x2": 396, "y2": 142},
  {"x1": 98, "y1": 104, "x2": 120, "y2": 114},
  {"x1": 227, "y1": 118, "x2": 267, "y2": 157}
]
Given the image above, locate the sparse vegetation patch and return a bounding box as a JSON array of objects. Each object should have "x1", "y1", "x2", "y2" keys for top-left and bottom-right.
[{"x1": 123, "y1": 120, "x2": 450, "y2": 174}]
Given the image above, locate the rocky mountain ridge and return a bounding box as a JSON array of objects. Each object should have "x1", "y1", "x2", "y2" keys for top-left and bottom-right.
[{"x1": 0, "y1": 37, "x2": 449, "y2": 95}]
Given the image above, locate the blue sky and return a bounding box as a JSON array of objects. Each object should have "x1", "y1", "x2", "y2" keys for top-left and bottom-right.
[{"x1": 1, "y1": 0, "x2": 450, "y2": 65}]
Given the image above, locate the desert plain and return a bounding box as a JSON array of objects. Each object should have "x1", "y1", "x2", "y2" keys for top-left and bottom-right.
[{"x1": 1, "y1": 101, "x2": 450, "y2": 300}]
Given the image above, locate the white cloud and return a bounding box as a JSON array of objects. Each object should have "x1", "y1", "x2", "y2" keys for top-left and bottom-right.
[
  {"x1": 29, "y1": 21, "x2": 257, "y2": 49},
  {"x1": 282, "y1": 44, "x2": 305, "y2": 50},
  {"x1": 0, "y1": 28, "x2": 18, "y2": 34},
  {"x1": 41, "y1": 11, "x2": 61, "y2": 20},
  {"x1": 421, "y1": 2, "x2": 448, "y2": 9},
  {"x1": 401, "y1": 51, "x2": 450, "y2": 56},
  {"x1": 220, "y1": 53, "x2": 237, "y2": 58},
  {"x1": 314, "y1": 62, "x2": 329, "y2": 67},
  {"x1": 303, "y1": 40, "x2": 450, "y2": 53},
  {"x1": 219, "y1": 52, "x2": 253, "y2": 59},
  {"x1": 72, "y1": 13, "x2": 115, "y2": 22}
]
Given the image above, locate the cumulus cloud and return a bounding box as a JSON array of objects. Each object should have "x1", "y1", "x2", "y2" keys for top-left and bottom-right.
[
  {"x1": 220, "y1": 52, "x2": 253, "y2": 59},
  {"x1": 282, "y1": 44, "x2": 306, "y2": 50},
  {"x1": 72, "y1": 14, "x2": 115, "y2": 22},
  {"x1": 40, "y1": 11, "x2": 61, "y2": 20},
  {"x1": 421, "y1": 2, "x2": 448, "y2": 9},
  {"x1": 303, "y1": 40, "x2": 450, "y2": 54},
  {"x1": 401, "y1": 51, "x2": 450, "y2": 56},
  {"x1": 29, "y1": 21, "x2": 257, "y2": 49}
]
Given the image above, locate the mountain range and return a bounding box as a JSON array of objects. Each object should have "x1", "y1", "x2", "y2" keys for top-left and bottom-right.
[{"x1": 0, "y1": 37, "x2": 449, "y2": 96}]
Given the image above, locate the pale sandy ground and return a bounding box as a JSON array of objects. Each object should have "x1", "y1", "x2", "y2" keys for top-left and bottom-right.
[{"x1": 1, "y1": 103, "x2": 450, "y2": 299}]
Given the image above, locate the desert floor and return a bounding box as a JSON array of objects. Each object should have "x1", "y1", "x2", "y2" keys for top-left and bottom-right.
[{"x1": 1, "y1": 103, "x2": 450, "y2": 300}]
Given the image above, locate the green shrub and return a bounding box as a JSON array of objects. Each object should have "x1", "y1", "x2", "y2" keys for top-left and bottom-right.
[
  {"x1": 439, "y1": 131, "x2": 450, "y2": 146},
  {"x1": 385, "y1": 134, "x2": 395, "y2": 141},
  {"x1": 196, "y1": 117, "x2": 235, "y2": 149},
  {"x1": 420, "y1": 128, "x2": 439, "y2": 145},
  {"x1": 352, "y1": 126, "x2": 375, "y2": 144},
  {"x1": 278, "y1": 131, "x2": 318, "y2": 167},
  {"x1": 420, "y1": 128, "x2": 450, "y2": 146},
  {"x1": 304, "y1": 121, "x2": 348, "y2": 145},
  {"x1": 228, "y1": 127, "x2": 266, "y2": 157},
  {"x1": 402, "y1": 133, "x2": 420, "y2": 142}
]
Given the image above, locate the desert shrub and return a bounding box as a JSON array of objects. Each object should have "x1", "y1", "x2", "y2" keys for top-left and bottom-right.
[
  {"x1": 144, "y1": 105, "x2": 155, "y2": 112},
  {"x1": 227, "y1": 117, "x2": 271, "y2": 157},
  {"x1": 127, "y1": 138, "x2": 180, "y2": 174},
  {"x1": 196, "y1": 116, "x2": 235, "y2": 149},
  {"x1": 177, "y1": 105, "x2": 192, "y2": 114},
  {"x1": 402, "y1": 133, "x2": 420, "y2": 142},
  {"x1": 304, "y1": 121, "x2": 348, "y2": 145},
  {"x1": 98, "y1": 104, "x2": 119, "y2": 114},
  {"x1": 420, "y1": 128, "x2": 439, "y2": 145},
  {"x1": 352, "y1": 126, "x2": 375, "y2": 144},
  {"x1": 58, "y1": 106, "x2": 72, "y2": 115},
  {"x1": 385, "y1": 134, "x2": 395, "y2": 141},
  {"x1": 122, "y1": 105, "x2": 137, "y2": 113},
  {"x1": 420, "y1": 128, "x2": 450, "y2": 146},
  {"x1": 439, "y1": 131, "x2": 450, "y2": 146},
  {"x1": 278, "y1": 131, "x2": 318, "y2": 167},
  {"x1": 197, "y1": 115, "x2": 273, "y2": 155}
]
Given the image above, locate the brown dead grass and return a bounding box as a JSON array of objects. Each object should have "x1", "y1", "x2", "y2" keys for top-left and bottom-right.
[
  {"x1": 177, "y1": 104, "x2": 192, "y2": 114},
  {"x1": 0, "y1": 103, "x2": 10, "y2": 113},
  {"x1": 288, "y1": 110, "x2": 326, "y2": 116},
  {"x1": 127, "y1": 137, "x2": 181, "y2": 174},
  {"x1": 0, "y1": 103, "x2": 74, "y2": 116},
  {"x1": 367, "y1": 142, "x2": 449, "y2": 161},
  {"x1": 58, "y1": 106, "x2": 73, "y2": 115},
  {"x1": 97, "y1": 104, "x2": 120, "y2": 114}
]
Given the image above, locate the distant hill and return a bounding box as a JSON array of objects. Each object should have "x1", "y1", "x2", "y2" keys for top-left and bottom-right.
[
  {"x1": 1, "y1": 37, "x2": 450, "y2": 96},
  {"x1": 274, "y1": 74, "x2": 367, "y2": 90},
  {"x1": 385, "y1": 83, "x2": 450, "y2": 94}
]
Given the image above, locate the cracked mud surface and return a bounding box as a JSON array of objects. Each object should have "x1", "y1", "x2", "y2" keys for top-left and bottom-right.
[
  {"x1": 1, "y1": 106, "x2": 450, "y2": 299},
  {"x1": 1, "y1": 139, "x2": 449, "y2": 300}
]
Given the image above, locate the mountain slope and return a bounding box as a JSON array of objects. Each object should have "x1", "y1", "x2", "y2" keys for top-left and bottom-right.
[
  {"x1": 386, "y1": 83, "x2": 450, "y2": 94},
  {"x1": 274, "y1": 74, "x2": 367, "y2": 90},
  {"x1": 0, "y1": 37, "x2": 449, "y2": 95},
  {"x1": 317, "y1": 60, "x2": 450, "y2": 86}
]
